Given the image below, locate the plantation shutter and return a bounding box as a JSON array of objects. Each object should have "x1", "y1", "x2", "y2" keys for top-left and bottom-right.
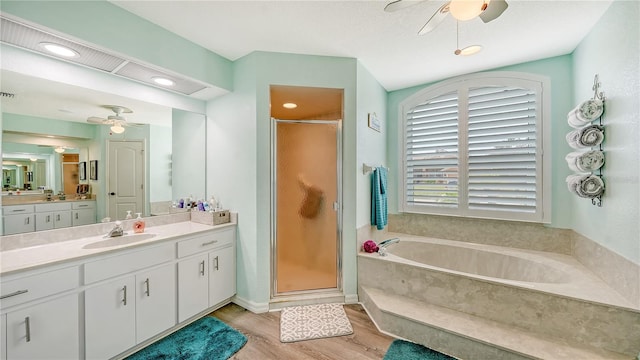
[
  {"x1": 405, "y1": 90, "x2": 459, "y2": 208},
  {"x1": 467, "y1": 86, "x2": 538, "y2": 213}
]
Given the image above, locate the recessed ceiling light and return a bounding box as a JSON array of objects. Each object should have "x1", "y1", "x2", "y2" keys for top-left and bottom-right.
[
  {"x1": 283, "y1": 103, "x2": 298, "y2": 109},
  {"x1": 39, "y1": 42, "x2": 79, "y2": 58},
  {"x1": 152, "y1": 77, "x2": 175, "y2": 86},
  {"x1": 455, "y1": 45, "x2": 483, "y2": 56}
]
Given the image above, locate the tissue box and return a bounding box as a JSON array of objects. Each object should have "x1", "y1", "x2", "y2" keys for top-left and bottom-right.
[{"x1": 191, "y1": 210, "x2": 230, "y2": 226}]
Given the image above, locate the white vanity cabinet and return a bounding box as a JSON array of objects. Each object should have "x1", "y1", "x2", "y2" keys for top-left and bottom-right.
[
  {"x1": 84, "y1": 243, "x2": 176, "y2": 360},
  {"x1": 177, "y1": 227, "x2": 236, "y2": 322},
  {"x1": 71, "y1": 201, "x2": 96, "y2": 226},
  {"x1": 2, "y1": 205, "x2": 35, "y2": 235},
  {"x1": 0, "y1": 266, "x2": 80, "y2": 360},
  {"x1": 34, "y1": 202, "x2": 72, "y2": 231}
]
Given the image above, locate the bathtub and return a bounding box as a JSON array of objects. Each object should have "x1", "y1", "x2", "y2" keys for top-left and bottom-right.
[{"x1": 368, "y1": 233, "x2": 634, "y2": 309}]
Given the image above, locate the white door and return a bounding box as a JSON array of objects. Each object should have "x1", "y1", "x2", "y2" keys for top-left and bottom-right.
[
  {"x1": 177, "y1": 254, "x2": 209, "y2": 322},
  {"x1": 108, "y1": 141, "x2": 144, "y2": 220},
  {"x1": 136, "y1": 264, "x2": 177, "y2": 343},
  {"x1": 209, "y1": 246, "x2": 236, "y2": 306},
  {"x1": 85, "y1": 277, "x2": 136, "y2": 360},
  {"x1": 6, "y1": 294, "x2": 79, "y2": 360}
]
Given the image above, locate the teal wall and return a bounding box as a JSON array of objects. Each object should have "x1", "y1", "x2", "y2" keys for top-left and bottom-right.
[
  {"x1": 207, "y1": 51, "x2": 360, "y2": 308},
  {"x1": 171, "y1": 110, "x2": 206, "y2": 202},
  {"x1": 356, "y1": 62, "x2": 388, "y2": 228},
  {"x1": 149, "y1": 125, "x2": 172, "y2": 202},
  {"x1": 0, "y1": 0, "x2": 233, "y2": 92},
  {"x1": 3, "y1": 113, "x2": 96, "y2": 139},
  {"x1": 571, "y1": 0, "x2": 639, "y2": 263},
  {"x1": 387, "y1": 55, "x2": 574, "y2": 229}
]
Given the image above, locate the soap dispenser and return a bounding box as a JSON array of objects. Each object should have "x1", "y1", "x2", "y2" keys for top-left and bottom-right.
[
  {"x1": 125, "y1": 210, "x2": 133, "y2": 220},
  {"x1": 133, "y1": 213, "x2": 145, "y2": 233}
]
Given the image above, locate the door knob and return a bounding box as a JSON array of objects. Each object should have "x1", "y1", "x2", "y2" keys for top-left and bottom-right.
[{"x1": 110, "y1": 192, "x2": 116, "y2": 196}]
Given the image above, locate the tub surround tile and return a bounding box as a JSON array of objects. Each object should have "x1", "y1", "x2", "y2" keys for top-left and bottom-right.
[
  {"x1": 359, "y1": 254, "x2": 640, "y2": 356},
  {"x1": 573, "y1": 231, "x2": 640, "y2": 309},
  {"x1": 388, "y1": 213, "x2": 573, "y2": 254}
]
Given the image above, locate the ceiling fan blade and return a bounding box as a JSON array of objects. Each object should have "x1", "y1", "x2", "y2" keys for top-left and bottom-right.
[
  {"x1": 384, "y1": 0, "x2": 426, "y2": 12},
  {"x1": 479, "y1": 0, "x2": 508, "y2": 23},
  {"x1": 87, "y1": 116, "x2": 106, "y2": 124},
  {"x1": 418, "y1": 2, "x2": 450, "y2": 35}
]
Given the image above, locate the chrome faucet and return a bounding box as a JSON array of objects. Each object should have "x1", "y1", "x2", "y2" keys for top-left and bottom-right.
[
  {"x1": 378, "y1": 237, "x2": 400, "y2": 256},
  {"x1": 106, "y1": 221, "x2": 124, "y2": 238}
]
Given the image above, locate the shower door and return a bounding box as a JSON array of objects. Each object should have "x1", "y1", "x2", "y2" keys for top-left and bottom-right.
[{"x1": 272, "y1": 119, "x2": 342, "y2": 296}]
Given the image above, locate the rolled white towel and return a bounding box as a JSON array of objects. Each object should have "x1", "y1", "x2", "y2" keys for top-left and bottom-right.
[
  {"x1": 567, "y1": 109, "x2": 588, "y2": 129},
  {"x1": 575, "y1": 175, "x2": 605, "y2": 198},
  {"x1": 565, "y1": 174, "x2": 583, "y2": 193},
  {"x1": 566, "y1": 151, "x2": 605, "y2": 173},
  {"x1": 576, "y1": 150, "x2": 605, "y2": 172},
  {"x1": 565, "y1": 152, "x2": 589, "y2": 173},
  {"x1": 575, "y1": 98, "x2": 604, "y2": 123},
  {"x1": 578, "y1": 125, "x2": 604, "y2": 147},
  {"x1": 566, "y1": 130, "x2": 583, "y2": 149}
]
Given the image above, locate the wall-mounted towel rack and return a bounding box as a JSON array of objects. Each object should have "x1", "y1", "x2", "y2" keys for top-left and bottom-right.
[{"x1": 363, "y1": 163, "x2": 389, "y2": 175}]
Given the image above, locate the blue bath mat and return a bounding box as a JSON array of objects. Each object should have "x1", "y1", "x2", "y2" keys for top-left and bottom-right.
[
  {"x1": 126, "y1": 316, "x2": 247, "y2": 360},
  {"x1": 383, "y1": 339, "x2": 456, "y2": 360}
]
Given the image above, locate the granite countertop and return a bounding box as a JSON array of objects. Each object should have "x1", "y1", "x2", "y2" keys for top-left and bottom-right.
[{"x1": 0, "y1": 220, "x2": 236, "y2": 276}]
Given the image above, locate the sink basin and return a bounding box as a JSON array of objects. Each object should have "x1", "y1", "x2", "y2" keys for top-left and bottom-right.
[{"x1": 82, "y1": 233, "x2": 157, "y2": 249}]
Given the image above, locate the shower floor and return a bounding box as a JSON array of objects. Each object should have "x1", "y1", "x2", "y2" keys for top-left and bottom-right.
[{"x1": 277, "y1": 261, "x2": 337, "y2": 293}]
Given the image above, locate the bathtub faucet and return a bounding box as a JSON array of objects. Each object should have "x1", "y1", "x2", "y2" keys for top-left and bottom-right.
[{"x1": 378, "y1": 237, "x2": 399, "y2": 256}]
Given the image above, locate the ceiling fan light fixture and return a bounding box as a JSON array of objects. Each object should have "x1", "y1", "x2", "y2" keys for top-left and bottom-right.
[
  {"x1": 38, "y1": 42, "x2": 80, "y2": 58},
  {"x1": 152, "y1": 77, "x2": 175, "y2": 86},
  {"x1": 449, "y1": 0, "x2": 489, "y2": 21},
  {"x1": 110, "y1": 124, "x2": 125, "y2": 134},
  {"x1": 282, "y1": 102, "x2": 298, "y2": 109},
  {"x1": 54, "y1": 146, "x2": 65, "y2": 153},
  {"x1": 455, "y1": 45, "x2": 483, "y2": 56},
  {"x1": 30, "y1": 158, "x2": 38, "y2": 162}
]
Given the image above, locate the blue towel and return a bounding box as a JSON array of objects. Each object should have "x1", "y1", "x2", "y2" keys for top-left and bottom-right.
[{"x1": 371, "y1": 167, "x2": 388, "y2": 230}]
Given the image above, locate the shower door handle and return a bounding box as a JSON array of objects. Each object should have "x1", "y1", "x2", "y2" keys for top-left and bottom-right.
[{"x1": 333, "y1": 201, "x2": 339, "y2": 211}]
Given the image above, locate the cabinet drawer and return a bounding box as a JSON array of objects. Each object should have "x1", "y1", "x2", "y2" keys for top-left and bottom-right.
[
  {"x1": 72, "y1": 201, "x2": 95, "y2": 210},
  {"x1": 35, "y1": 202, "x2": 71, "y2": 212},
  {"x1": 84, "y1": 243, "x2": 174, "y2": 284},
  {"x1": 177, "y1": 228, "x2": 234, "y2": 258},
  {"x1": 0, "y1": 266, "x2": 79, "y2": 308},
  {"x1": 2, "y1": 205, "x2": 34, "y2": 215}
]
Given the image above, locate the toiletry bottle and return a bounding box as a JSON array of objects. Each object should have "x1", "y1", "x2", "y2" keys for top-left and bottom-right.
[
  {"x1": 125, "y1": 210, "x2": 133, "y2": 220},
  {"x1": 134, "y1": 213, "x2": 145, "y2": 233}
]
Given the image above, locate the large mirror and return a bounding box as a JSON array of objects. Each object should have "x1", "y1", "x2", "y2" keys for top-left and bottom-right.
[{"x1": 1, "y1": 69, "x2": 207, "y2": 227}]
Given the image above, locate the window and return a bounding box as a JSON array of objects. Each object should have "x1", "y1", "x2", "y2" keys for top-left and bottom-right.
[{"x1": 400, "y1": 73, "x2": 550, "y2": 223}]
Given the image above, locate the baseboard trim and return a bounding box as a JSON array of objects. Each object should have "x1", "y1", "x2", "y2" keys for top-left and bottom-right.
[{"x1": 232, "y1": 295, "x2": 269, "y2": 313}]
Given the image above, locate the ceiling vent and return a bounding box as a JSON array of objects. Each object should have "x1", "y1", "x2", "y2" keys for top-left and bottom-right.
[{"x1": 0, "y1": 15, "x2": 208, "y2": 96}]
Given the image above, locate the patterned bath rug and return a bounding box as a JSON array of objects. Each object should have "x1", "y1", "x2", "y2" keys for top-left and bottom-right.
[
  {"x1": 125, "y1": 316, "x2": 247, "y2": 360},
  {"x1": 383, "y1": 339, "x2": 456, "y2": 360},
  {"x1": 280, "y1": 303, "x2": 354, "y2": 342}
]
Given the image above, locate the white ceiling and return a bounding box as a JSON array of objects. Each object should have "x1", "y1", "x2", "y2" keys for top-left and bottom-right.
[{"x1": 110, "y1": 0, "x2": 613, "y2": 91}]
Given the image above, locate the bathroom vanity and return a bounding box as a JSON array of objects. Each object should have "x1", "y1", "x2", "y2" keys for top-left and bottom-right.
[
  {"x1": 2, "y1": 200, "x2": 96, "y2": 235},
  {"x1": 0, "y1": 217, "x2": 236, "y2": 359}
]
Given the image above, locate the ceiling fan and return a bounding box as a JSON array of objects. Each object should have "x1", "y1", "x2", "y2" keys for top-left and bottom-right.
[
  {"x1": 87, "y1": 105, "x2": 141, "y2": 133},
  {"x1": 385, "y1": 0, "x2": 509, "y2": 35}
]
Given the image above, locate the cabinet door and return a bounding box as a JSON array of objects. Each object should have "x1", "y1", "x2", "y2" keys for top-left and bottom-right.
[
  {"x1": 6, "y1": 293, "x2": 79, "y2": 360},
  {"x1": 35, "y1": 212, "x2": 54, "y2": 231},
  {"x1": 72, "y1": 208, "x2": 96, "y2": 226},
  {"x1": 136, "y1": 264, "x2": 177, "y2": 343},
  {"x1": 85, "y1": 277, "x2": 136, "y2": 360},
  {"x1": 209, "y1": 245, "x2": 236, "y2": 307},
  {"x1": 53, "y1": 211, "x2": 72, "y2": 229},
  {"x1": 3, "y1": 214, "x2": 35, "y2": 235},
  {"x1": 177, "y1": 254, "x2": 209, "y2": 322}
]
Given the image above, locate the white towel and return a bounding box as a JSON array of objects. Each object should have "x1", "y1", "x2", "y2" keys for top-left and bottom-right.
[
  {"x1": 575, "y1": 98, "x2": 604, "y2": 123},
  {"x1": 576, "y1": 175, "x2": 605, "y2": 198},
  {"x1": 565, "y1": 151, "x2": 605, "y2": 173},
  {"x1": 566, "y1": 174, "x2": 605, "y2": 198},
  {"x1": 567, "y1": 109, "x2": 588, "y2": 129},
  {"x1": 578, "y1": 125, "x2": 604, "y2": 147},
  {"x1": 566, "y1": 130, "x2": 582, "y2": 149}
]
